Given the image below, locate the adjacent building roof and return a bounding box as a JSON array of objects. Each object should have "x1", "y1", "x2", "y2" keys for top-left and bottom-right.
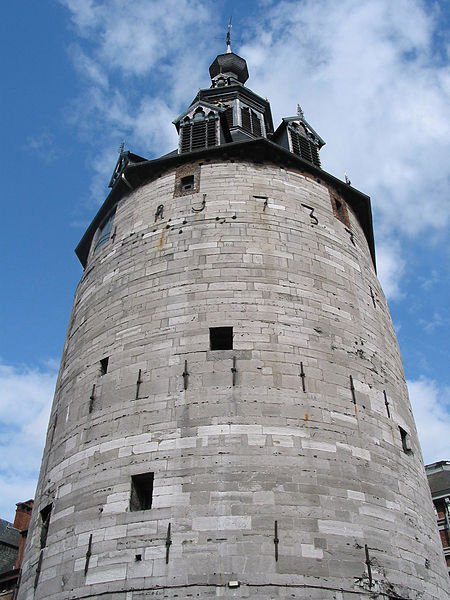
[
  {"x1": 426, "y1": 461, "x2": 450, "y2": 498},
  {"x1": 0, "y1": 519, "x2": 19, "y2": 574}
]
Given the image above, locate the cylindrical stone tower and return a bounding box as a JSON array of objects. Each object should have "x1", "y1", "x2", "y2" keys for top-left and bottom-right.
[{"x1": 18, "y1": 49, "x2": 449, "y2": 600}]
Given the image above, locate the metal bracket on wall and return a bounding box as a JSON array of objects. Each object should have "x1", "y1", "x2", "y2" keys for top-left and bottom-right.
[
  {"x1": 155, "y1": 204, "x2": 164, "y2": 221},
  {"x1": 84, "y1": 534, "x2": 93, "y2": 576},
  {"x1": 300, "y1": 362, "x2": 306, "y2": 393},
  {"x1": 89, "y1": 384, "x2": 96, "y2": 413},
  {"x1": 231, "y1": 356, "x2": 237, "y2": 387},
  {"x1": 192, "y1": 193, "x2": 207, "y2": 213},
  {"x1": 383, "y1": 390, "x2": 391, "y2": 418},
  {"x1": 33, "y1": 550, "x2": 44, "y2": 589},
  {"x1": 274, "y1": 520, "x2": 279, "y2": 562},
  {"x1": 253, "y1": 195, "x2": 269, "y2": 211},
  {"x1": 349, "y1": 375, "x2": 356, "y2": 405},
  {"x1": 301, "y1": 203, "x2": 319, "y2": 225},
  {"x1": 364, "y1": 544, "x2": 373, "y2": 587},
  {"x1": 182, "y1": 360, "x2": 189, "y2": 391},
  {"x1": 165, "y1": 523, "x2": 172, "y2": 564},
  {"x1": 345, "y1": 227, "x2": 356, "y2": 246},
  {"x1": 135, "y1": 369, "x2": 143, "y2": 400}
]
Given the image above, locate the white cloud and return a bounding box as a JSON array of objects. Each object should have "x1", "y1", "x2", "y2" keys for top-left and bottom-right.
[
  {"x1": 0, "y1": 362, "x2": 57, "y2": 522},
  {"x1": 61, "y1": 0, "x2": 213, "y2": 76},
  {"x1": 408, "y1": 377, "x2": 450, "y2": 464},
  {"x1": 376, "y1": 239, "x2": 406, "y2": 300},
  {"x1": 26, "y1": 132, "x2": 60, "y2": 164}
]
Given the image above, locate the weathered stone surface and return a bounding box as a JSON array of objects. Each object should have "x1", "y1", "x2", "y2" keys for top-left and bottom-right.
[{"x1": 18, "y1": 161, "x2": 450, "y2": 599}]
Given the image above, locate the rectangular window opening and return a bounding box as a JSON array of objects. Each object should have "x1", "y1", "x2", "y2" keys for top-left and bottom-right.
[
  {"x1": 40, "y1": 504, "x2": 52, "y2": 549},
  {"x1": 181, "y1": 175, "x2": 195, "y2": 191},
  {"x1": 399, "y1": 426, "x2": 412, "y2": 454},
  {"x1": 94, "y1": 209, "x2": 116, "y2": 251},
  {"x1": 210, "y1": 327, "x2": 233, "y2": 351},
  {"x1": 130, "y1": 472, "x2": 154, "y2": 511},
  {"x1": 100, "y1": 357, "x2": 109, "y2": 375}
]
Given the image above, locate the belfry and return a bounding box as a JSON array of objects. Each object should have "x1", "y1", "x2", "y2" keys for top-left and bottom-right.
[{"x1": 18, "y1": 40, "x2": 449, "y2": 600}]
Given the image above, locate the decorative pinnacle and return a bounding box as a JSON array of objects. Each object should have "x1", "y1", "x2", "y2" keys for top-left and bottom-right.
[
  {"x1": 226, "y1": 17, "x2": 232, "y2": 53},
  {"x1": 118, "y1": 141, "x2": 125, "y2": 155},
  {"x1": 297, "y1": 104, "x2": 304, "y2": 119}
]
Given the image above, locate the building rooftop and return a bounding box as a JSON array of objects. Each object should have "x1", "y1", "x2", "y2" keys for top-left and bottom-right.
[{"x1": 425, "y1": 461, "x2": 450, "y2": 497}]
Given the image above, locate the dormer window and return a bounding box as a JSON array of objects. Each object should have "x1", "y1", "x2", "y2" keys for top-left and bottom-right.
[
  {"x1": 180, "y1": 109, "x2": 218, "y2": 154},
  {"x1": 241, "y1": 106, "x2": 262, "y2": 137},
  {"x1": 289, "y1": 123, "x2": 321, "y2": 168}
]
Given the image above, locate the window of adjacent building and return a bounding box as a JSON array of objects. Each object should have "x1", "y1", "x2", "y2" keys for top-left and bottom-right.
[
  {"x1": 241, "y1": 106, "x2": 262, "y2": 137},
  {"x1": 40, "y1": 504, "x2": 52, "y2": 549},
  {"x1": 100, "y1": 357, "x2": 109, "y2": 375},
  {"x1": 94, "y1": 210, "x2": 116, "y2": 251},
  {"x1": 399, "y1": 426, "x2": 412, "y2": 454},
  {"x1": 210, "y1": 327, "x2": 233, "y2": 350},
  {"x1": 130, "y1": 472, "x2": 154, "y2": 511}
]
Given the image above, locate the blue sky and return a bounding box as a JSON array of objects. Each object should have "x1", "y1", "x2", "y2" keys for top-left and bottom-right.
[{"x1": 1, "y1": 0, "x2": 449, "y2": 521}]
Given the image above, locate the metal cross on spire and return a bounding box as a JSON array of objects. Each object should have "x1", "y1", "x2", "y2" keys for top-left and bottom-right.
[{"x1": 226, "y1": 17, "x2": 232, "y2": 53}]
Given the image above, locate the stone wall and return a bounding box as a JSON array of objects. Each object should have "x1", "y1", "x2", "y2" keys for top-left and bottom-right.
[{"x1": 18, "y1": 160, "x2": 450, "y2": 599}]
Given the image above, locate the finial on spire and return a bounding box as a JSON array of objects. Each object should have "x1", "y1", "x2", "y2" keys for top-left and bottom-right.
[
  {"x1": 297, "y1": 104, "x2": 304, "y2": 119},
  {"x1": 118, "y1": 141, "x2": 125, "y2": 155},
  {"x1": 226, "y1": 17, "x2": 232, "y2": 53}
]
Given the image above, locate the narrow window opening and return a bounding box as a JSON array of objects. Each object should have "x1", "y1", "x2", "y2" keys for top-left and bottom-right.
[
  {"x1": 40, "y1": 504, "x2": 52, "y2": 549},
  {"x1": 100, "y1": 357, "x2": 109, "y2": 375},
  {"x1": 130, "y1": 472, "x2": 154, "y2": 511},
  {"x1": 181, "y1": 175, "x2": 195, "y2": 191},
  {"x1": 210, "y1": 327, "x2": 233, "y2": 350},
  {"x1": 95, "y1": 209, "x2": 116, "y2": 251},
  {"x1": 399, "y1": 426, "x2": 412, "y2": 454}
]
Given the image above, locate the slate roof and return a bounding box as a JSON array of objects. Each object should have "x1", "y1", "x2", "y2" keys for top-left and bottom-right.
[
  {"x1": 0, "y1": 519, "x2": 19, "y2": 574},
  {"x1": 0, "y1": 520, "x2": 18, "y2": 548},
  {"x1": 426, "y1": 461, "x2": 450, "y2": 497}
]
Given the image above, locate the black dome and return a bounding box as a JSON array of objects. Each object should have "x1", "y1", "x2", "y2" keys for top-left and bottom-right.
[{"x1": 209, "y1": 52, "x2": 249, "y2": 84}]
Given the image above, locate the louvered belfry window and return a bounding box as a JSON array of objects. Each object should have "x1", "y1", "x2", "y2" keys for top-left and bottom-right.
[
  {"x1": 289, "y1": 126, "x2": 321, "y2": 168},
  {"x1": 241, "y1": 106, "x2": 262, "y2": 137},
  {"x1": 224, "y1": 106, "x2": 233, "y2": 128},
  {"x1": 180, "y1": 110, "x2": 217, "y2": 154}
]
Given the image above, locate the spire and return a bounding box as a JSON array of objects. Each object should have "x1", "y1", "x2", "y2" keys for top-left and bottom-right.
[
  {"x1": 209, "y1": 19, "x2": 249, "y2": 86},
  {"x1": 226, "y1": 18, "x2": 232, "y2": 53}
]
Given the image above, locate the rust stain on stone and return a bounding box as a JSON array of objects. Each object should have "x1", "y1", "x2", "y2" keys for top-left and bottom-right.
[{"x1": 158, "y1": 231, "x2": 166, "y2": 249}]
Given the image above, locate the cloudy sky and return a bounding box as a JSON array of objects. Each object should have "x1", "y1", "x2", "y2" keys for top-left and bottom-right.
[{"x1": 1, "y1": 0, "x2": 449, "y2": 521}]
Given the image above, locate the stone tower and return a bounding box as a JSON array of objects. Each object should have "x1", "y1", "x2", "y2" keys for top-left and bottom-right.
[{"x1": 18, "y1": 46, "x2": 449, "y2": 600}]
